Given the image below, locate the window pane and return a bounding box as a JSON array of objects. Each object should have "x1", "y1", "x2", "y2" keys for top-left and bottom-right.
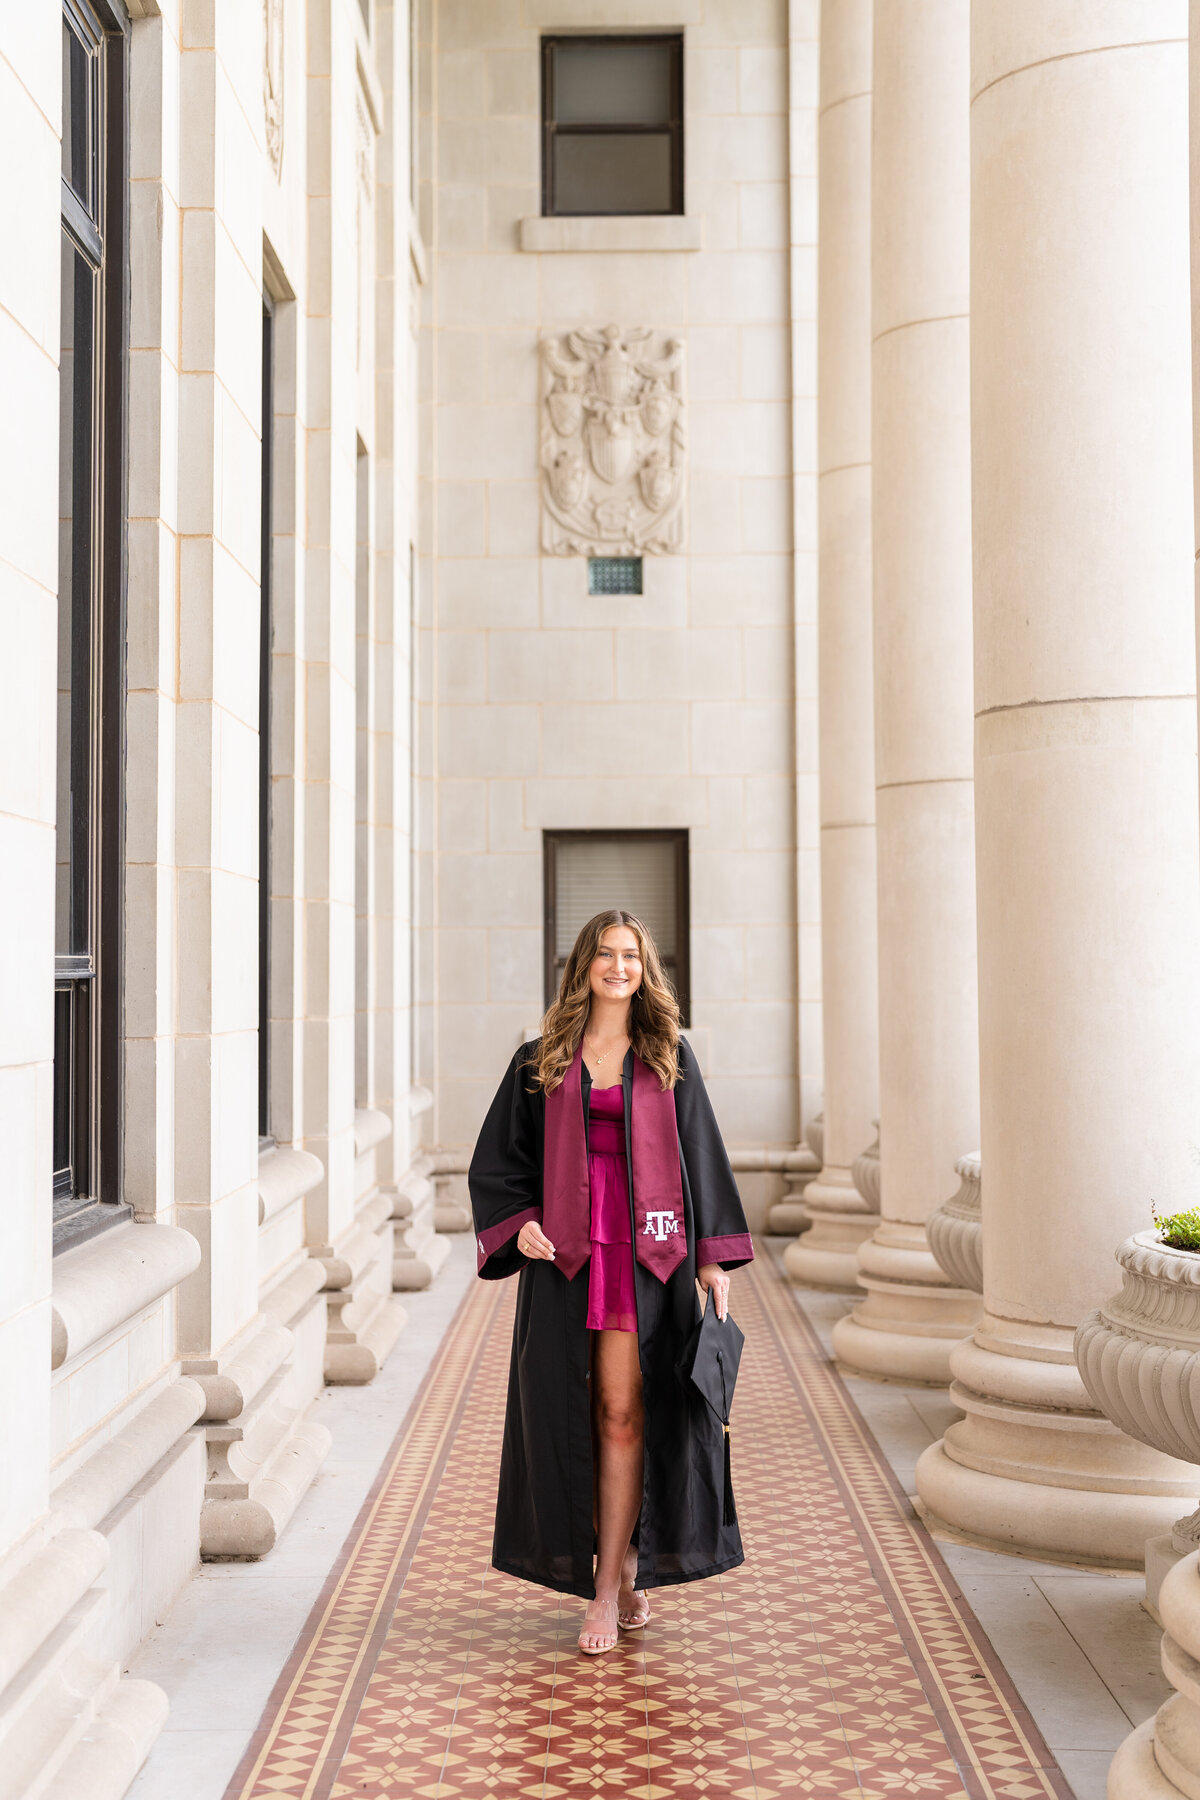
[
  {"x1": 554, "y1": 133, "x2": 672, "y2": 215},
  {"x1": 57, "y1": 236, "x2": 97, "y2": 958},
  {"x1": 553, "y1": 41, "x2": 672, "y2": 125},
  {"x1": 53, "y1": 985, "x2": 73, "y2": 1187},
  {"x1": 62, "y1": 18, "x2": 92, "y2": 208},
  {"x1": 554, "y1": 838, "x2": 678, "y2": 962}
]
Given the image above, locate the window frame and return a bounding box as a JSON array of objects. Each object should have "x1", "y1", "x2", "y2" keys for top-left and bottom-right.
[
  {"x1": 540, "y1": 34, "x2": 685, "y2": 219},
  {"x1": 54, "y1": 0, "x2": 130, "y2": 1249},
  {"x1": 542, "y1": 828, "x2": 690, "y2": 1024}
]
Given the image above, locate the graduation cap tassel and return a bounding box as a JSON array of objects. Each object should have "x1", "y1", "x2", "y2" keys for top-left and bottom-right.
[{"x1": 722, "y1": 1424, "x2": 737, "y2": 1527}]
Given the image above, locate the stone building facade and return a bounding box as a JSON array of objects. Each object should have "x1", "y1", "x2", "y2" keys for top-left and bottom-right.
[{"x1": 5, "y1": 0, "x2": 1200, "y2": 1794}]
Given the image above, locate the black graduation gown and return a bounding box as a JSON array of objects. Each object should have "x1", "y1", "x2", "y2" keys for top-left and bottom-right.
[{"x1": 468, "y1": 1035, "x2": 754, "y2": 1599}]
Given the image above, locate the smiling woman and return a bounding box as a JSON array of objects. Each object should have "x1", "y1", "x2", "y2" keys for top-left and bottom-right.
[{"x1": 469, "y1": 910, "x2": 753, "y2": 1657}]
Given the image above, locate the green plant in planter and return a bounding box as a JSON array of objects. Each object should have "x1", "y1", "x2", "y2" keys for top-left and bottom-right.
[{"x1": 1152, "y1": 1203, "x2": 1200, "y2": 1252}]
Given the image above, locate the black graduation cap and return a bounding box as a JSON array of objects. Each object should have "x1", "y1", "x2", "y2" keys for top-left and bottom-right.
[{"x1": 679, "y1": 1299, "x2": 745, "y2": 1526}]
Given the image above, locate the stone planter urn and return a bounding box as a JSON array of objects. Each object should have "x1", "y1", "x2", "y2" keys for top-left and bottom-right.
[
  {"x1": 1076, "y1": 1231, "x2": 1200, "y2": 1798},
  {"x1": 851, "y1": 1124, "x2": 880, "y2": 1211},
  {"x1": 807, "y1": 1113, "x2": 825, "y2": 1168},
  {"x1": 926, "y1": 1153, "x2": 982, "y2": 1294}
]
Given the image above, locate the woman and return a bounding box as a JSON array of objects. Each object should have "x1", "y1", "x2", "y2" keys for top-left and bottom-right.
[{"x1": 469, "y1": 910, "x2": 753, "y2": 1655}]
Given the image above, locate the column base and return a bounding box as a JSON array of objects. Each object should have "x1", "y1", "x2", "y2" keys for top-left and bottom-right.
[
  {"x1": 389, "y1": 1159, "x2": 451, "y2": 1291},
  {"x1": 201, "y1": 1413, "x2": 332, "y2": 1559},
  {"x1": 764, "y1": 1147, "x2": 821, "y2": 1234},
  {"x1": 768, "y1": 1201, "x2": 812, "y2": 1235},
  {"x1": 830, "y1": 1221, "x2": 981, "y2": 1383},
  {"x1": 914, "y1": 1316, "x2": 1196, "y2": 1565},
  {"x1": 1109, "y1": 1718, "x2": 1178, "y2": 1798},
  {"x1": 319, "y1": 1194, "x2": 407, "y2": 1385},
  {"x1": 432, "y1": 1169, "x2": 472, "y2": 1232},
  {"x1": 1109, "y1": 1554, "x2": 1200, "y2": 1798},
  {"x1": 784, "y1": 1167, "x2": 876, "y2": 1291},
  {"x1": 1146, "y1": 1534, "x2": 1186, "y2": 1624},
  {"x1": 189, "y1": 1259, "x2": 332, "y2": 1560}
]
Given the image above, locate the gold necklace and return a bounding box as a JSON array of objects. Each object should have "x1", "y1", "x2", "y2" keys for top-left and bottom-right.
[{"x1": 586, "y1": 1034, "x2": 627, "y2": 1067}]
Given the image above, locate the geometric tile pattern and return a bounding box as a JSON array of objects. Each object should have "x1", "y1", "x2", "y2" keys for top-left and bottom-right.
[{"x1": 223, "y1": 1248, "x2": 1076, "y2": 1800}]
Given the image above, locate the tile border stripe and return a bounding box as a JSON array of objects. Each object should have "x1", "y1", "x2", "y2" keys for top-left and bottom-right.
[
  {"x1": 222, "y1": 1276, "x2": 502, "y2": 1800},
  {"x1": 750, "y1": 1248, "x2": 1075, "y2": 1800}
]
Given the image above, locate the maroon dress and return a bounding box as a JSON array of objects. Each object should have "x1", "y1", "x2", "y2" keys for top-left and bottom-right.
[{"x1": 585, "y1": 1083, "x2": 637, "y2": 1332}]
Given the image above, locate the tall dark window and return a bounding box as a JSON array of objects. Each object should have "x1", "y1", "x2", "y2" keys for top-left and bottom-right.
[
  {"x1": 55, "y1": 0, "x2": 128, "y2": 1240},
  {"x1": 541, "y1": 36, "x2": 684, "y2": 217},
  {"x1": 258, "y1": 296, "x2": 274, "y2": 1141},
  {"x1": 543, "y1": 830, "x2": 690, "y2": 1022}
]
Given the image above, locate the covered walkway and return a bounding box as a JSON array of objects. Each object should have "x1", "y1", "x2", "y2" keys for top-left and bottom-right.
[{"x1": 125, "y1": 1244, "x2": 1150, "y2": 1800}]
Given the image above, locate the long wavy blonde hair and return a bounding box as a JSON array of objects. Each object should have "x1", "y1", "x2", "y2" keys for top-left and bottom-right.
[{"x1": 531, "y1": 910, "x2": 681, "y2": 1093}]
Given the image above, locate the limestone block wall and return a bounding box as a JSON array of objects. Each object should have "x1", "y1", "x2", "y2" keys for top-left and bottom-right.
[
  {"x1": 0, "y1": 0, "x2": 426, "y2": 1786},
  {"x1": 0, "y1": 9, "x2": 204, "y2": 1793},
  {"x1": 417, "y1": 0, "x2": 820, "y2": 1157}
]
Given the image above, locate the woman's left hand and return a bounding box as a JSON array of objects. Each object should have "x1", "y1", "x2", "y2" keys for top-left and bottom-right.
[{"x1": 697, "y1": 1263, "x2": 730, "y2": 1322}]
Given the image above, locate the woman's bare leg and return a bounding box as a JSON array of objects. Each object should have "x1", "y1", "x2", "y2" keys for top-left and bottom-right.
[
  {"x1": 618, "y1": 1543, "x2": 650, "y2": 1628},
  {"x1": 579, "y1": 1330, "x2": 644, "y2": 1651}
]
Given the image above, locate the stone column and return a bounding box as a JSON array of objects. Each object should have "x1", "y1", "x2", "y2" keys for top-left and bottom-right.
[
  {"x1": 831, "y1": 0, "x2": 982, "y2": 1380},
  {"x1": 915, "y1": 6, "x2": 1200, "y2": 1566},
  {"x1": 785, "y1": 0, "x2": 880, "y2": 1290}
]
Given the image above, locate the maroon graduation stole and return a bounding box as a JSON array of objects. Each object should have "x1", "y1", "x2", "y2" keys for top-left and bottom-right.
[{"x1": 543, "y1": 1045, "x2": 687, "y2": 1284}]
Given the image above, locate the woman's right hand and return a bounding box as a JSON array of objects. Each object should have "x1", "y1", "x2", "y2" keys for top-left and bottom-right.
[{"x1": 517, "y1": 1220, "x2": 556, "y2": 1261}]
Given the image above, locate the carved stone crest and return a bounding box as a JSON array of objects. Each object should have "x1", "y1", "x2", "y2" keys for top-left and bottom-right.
[
  {"x1": 539, "y1": 325, "x2": 685, "y2": 556},
  {"x1": 264, "y1": 0, "x2": 284, "y2": 177}
]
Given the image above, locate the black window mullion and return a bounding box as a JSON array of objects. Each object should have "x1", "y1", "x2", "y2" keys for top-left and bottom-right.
[{"x1": 61, "y1": 180, "x2": 103, "y2": 264}]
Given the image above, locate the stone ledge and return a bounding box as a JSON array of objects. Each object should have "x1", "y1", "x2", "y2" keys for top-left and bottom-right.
[
  {"x1": 730, "y1": 1146, "x2": 821, "y2": 1174},
  {"x1": 519, "y1": 214, "x2": 704, "y2": 253},
  {"x1": 51, "y1": 1223, "x2": 201, "y2": 1371},
  {"x1": 260, "y1": 1256, "x2": 328, "y2": 1330},
  {"x1": 258, "y1": 1145, "x2": 324, "y2": 1226},
  {"x1": 314, "y1": 1192, "x2": 393, "y2": 1291},
  {"x1": 0, "y1": 1530, "x2": 107, "y2": 1699},
  {"x1": 186, "y1": 1319, "x2": 293, "y2": 1422},
  {"x1": 53, "y1": 1379, "x2": 206, "y2": 1532},
  {"x1": 41, "y1": 1676, "x2": 168, "y2": 1800},
  {"x1": 390, "y1": 1156, "x2": 434, "y2": 1220},
  {"x1": 353, "y1": 1108, "x2": 392, "y2": 1156}
]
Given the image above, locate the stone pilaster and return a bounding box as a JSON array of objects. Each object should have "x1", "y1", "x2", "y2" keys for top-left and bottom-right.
[
  {"x1": 172, "y1": 0, "x2": 270, "y2": 1476},
  {"x1": 831, "y1": 0, "x2": 981, "y2": 1380},
  {"x1": 303, "y1": 3, "x2": 404, "y2": 1379},
  {"x1": 915, "y1": 5, "x2": 1199, "y2": 1565},
  {"x1": 786, "y1": 0, "x2": 880, "y2": 1293}
]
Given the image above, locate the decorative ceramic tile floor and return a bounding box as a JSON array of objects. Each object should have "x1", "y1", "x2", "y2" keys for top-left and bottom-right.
[{"x1": 221, "y1": 1249, "x2": 1073, "y2": 1800}]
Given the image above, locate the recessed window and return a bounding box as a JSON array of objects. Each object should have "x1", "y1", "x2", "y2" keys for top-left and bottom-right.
[
  {"x1": 588, "y1": 556, "x2": 642, "y2": 595},
  {"x1": 55, "y1": 0, "x2": 127, "y2": 1242},
  {"x1": 543, "y1": 830, "x2": 690, "y2": 1023},
  {"x1": 541, "y1": 36, "x2": 684, "y2": 218}
]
